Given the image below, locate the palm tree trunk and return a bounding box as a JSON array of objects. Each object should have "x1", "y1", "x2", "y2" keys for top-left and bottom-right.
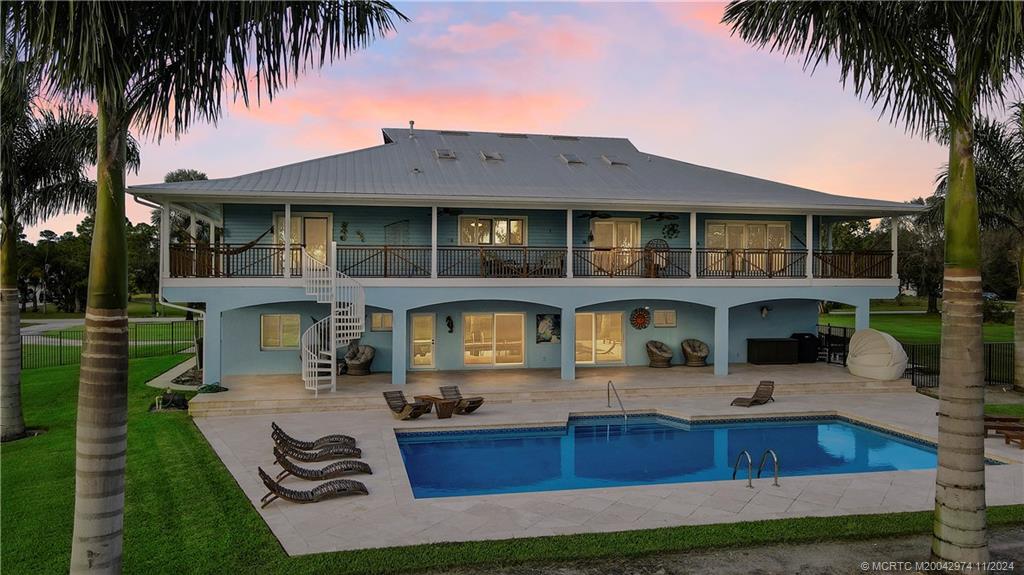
[
  {"x1": 932, "y1": 116, "x2": 989, "y2": 565},
  {"x1": 69, "y1": 90, "x2": 130, "y2": 574},
  {"x1": 0, "y1": 193, "x2": 26, "y2": 442},
  {"x1": 1015, "y1": 245, "x2": 1023, "y2": 392}
]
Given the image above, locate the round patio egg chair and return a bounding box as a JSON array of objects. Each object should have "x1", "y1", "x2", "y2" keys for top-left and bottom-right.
[
  {"x1": 681, "y1": 339, "x2": 709, "y2": 367},
  {"x1": 646, "y1": 340, "x2": 673, "y2": 368},
  {"x1": 846, "y1": 328, "x2": 908, "y2": 380}
]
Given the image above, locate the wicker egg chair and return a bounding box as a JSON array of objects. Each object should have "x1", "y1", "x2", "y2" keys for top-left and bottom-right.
[
  {"x1": 645, "y1": 340, "x2": 673, "y2": 368},
  {"x1": 681, "y1": 339, "x2": 709, "y2": 367}
]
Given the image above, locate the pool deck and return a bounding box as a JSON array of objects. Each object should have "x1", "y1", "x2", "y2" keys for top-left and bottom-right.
[{"x1": 195, "y1": 387, "x2": 1024, "y2": 555}]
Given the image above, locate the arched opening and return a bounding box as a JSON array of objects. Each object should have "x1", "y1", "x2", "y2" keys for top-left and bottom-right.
[{"x1": 576, "y1": 299, "x2": 715, "y2": 368}]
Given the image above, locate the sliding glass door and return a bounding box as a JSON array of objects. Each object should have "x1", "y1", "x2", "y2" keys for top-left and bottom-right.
[
  {"x1": 575, "y1": 312, "x2": 624, "y2": 364},
  {"x1": 463, "y1": 313, "x2": 525, "y2": 366}
]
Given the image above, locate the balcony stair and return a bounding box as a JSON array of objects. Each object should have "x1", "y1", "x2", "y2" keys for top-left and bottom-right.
[{"x1": 300, "y1": 242, "x2": 365, "y2": 397}]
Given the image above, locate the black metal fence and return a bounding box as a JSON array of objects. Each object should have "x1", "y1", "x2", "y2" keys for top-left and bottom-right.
[
  {"x1": 817, "y1": 324, "x2": 855, "y2": 365},
  {"x1": 902, "y1": 342, "x2": 1015, "y2": 388},
  {"x1": 21, "y1": 320, "x2": 202, "y2": 370}
]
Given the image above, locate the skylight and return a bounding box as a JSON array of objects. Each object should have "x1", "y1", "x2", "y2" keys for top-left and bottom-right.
[
  {"x1": 602, "y1": 155, "x2": 629, "y2": 166},
  {"x1": 498, "y1": 133, "x2": 529, "y2": 139},
  {"x1": 479, "y1": 151, "x2": 504, "y2": 161},
  {"x1": 560, "y1": 153, "x2": 585, "y2": 165},
  {"x1": 434, "y1": 148, "x2": 457, "y2": 160},
  {"x1": 552, "y1": 135, "x2": 580, "y2": 142},
  {"x1": 438, "y1": 130, "x2": 470, "y2": 136}
]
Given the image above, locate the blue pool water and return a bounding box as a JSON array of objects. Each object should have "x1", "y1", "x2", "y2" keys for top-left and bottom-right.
[{"x1": 396, "y1": 415, "x2": 940, "y2": 498}]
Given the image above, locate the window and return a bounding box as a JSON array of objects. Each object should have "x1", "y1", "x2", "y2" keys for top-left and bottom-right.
[
  {"x1": 260, "y1": 314, "x2": 300, "y2": 349},
  {"x1": 575, "y1": 312, "x2": 624, "y2": 364},
  {"x1": 459, "y1": 216, "x2": 525, "y2": 246},
  {"x1": 653, "y1": 309, "x2": 676, "y2": 328},
  {"x1": 371, "y1": 312, "x2": 393, "y2": 332},
  {"x1": 464, "y1": 313, "x2": 525, "y2": 366},
  {"x1": 434, "y1": 148, "x2": 457, "y2": 160},
  {"x1": 560, "y1": 153, "x2": 584, "y2": 165}
]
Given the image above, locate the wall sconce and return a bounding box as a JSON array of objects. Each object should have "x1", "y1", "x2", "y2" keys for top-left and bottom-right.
[
  {"x1": 760, "y1": 306, "x2": 772, "y2": 319},
  {"x1": 446, "y1": 316, "x2": 454, "y2": 333}
]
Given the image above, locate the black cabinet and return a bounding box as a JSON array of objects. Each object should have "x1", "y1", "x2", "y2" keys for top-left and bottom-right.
[{"x1": 747, "y1": 338, "x2": 799, "y2": 365}]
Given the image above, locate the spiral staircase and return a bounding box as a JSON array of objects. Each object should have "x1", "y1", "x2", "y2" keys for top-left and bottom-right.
[{"x1": 300, "y1": 242, "x2": 365, "y2": 397}]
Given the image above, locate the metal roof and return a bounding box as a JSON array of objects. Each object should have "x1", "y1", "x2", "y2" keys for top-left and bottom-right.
[{"x1": 129, "y1": 127, "x2": 920, "y2": 215}]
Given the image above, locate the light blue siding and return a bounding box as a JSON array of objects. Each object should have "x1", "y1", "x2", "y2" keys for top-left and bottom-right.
[
  {"x1": 222, "y1": 204, "x2": 432, "y2": 245},
  {"x1": 221, "y1": 301, "x2": 328, "y2": 376}
]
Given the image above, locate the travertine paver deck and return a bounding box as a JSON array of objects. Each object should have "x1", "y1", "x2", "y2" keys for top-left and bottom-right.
[{"x1": 195, "y1": 390, "x2": 1024, "y2": 555}]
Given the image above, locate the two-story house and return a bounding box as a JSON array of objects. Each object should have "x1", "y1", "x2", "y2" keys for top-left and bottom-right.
[{"x1": 129, "y1": 126, "x2": 915, "y2": 394}]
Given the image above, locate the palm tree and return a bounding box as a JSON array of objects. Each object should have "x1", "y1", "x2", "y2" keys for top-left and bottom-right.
[
  {"x1": 0, "y1": 50, "x2": 134, "y2": 442},
  {"x1": 5, "y1": 2, "x2": 404, "y2": 572},
  {"x1": 722, "y1": 2, "x2": 1024, "y2": 567}
]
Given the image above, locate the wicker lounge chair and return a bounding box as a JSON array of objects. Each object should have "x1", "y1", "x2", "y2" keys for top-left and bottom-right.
[
  {"x1": 271, "y1": 422, "x2": 356, "y2": 450},
  {"x1": 383, "y1": 390, "x2": 432, "y2": 420},
  {"x1": 682, "y1": 339, "x2": 709, "y2": 367},
  {"x1": 272, "y1": 447, "x2": 372, "y2": 481},
  {"x1": 439, "y1": 386, "x2": 485, "y2": 414},
  {"x1": 258, "y1": 467, "x2": 367, "y2": 508},
  {"x1": 344, "y1": 344, "x2": 375, "y2": 376},
  {"x1": 985, "y1": 421, "x2": 1024, "y2": 435},
  {"x1": 274, "y1": 441, "x2": 361, "y2": 462},
  {"x1": 646, "y1": 340, "x2": 673, "y2": 368},
  {"x1": 731, "y1": 381, "x2": 775, "y2": 407}
]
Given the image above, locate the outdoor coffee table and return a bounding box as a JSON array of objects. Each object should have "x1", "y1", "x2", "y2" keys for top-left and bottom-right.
[{"x1": 414, "y1": 396, "x2": 458, "y2": 419}]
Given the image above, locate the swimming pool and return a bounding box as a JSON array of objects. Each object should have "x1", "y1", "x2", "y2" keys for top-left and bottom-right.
[{"x1": 396, "y1": 415, "x2": 940, "y2": 498}]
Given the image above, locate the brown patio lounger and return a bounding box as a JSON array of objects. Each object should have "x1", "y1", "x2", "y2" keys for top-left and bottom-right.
[
  {"x1": 730, "y1": 381, "x2": 775, "y2": 407},
  {"x1": 271, "y1": 422, "x2": 356, "y2": 450},
  {"x1": 440, "y1": 385, "x2": 485, "y2": 414},
  {"x1": 985, "y1": 421, "x2": 1024, "y2": 435},
  {"x1": 383, "y1": 390, "x2": 432, "y2": 420},
  {"x1": 272, "y1": 447, "x2": 372, "y2": 481},
  {"x1": 1001, "y1": 430, "x2": 1023, "y2": 449},
  {"x1": 258, "y1": 467, "x2": 367, "y2": 508},
  {"x1": 274, "y1": 441, "x2": 361, "y2": 463}
]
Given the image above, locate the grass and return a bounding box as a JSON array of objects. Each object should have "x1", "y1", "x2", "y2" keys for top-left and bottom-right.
[
  {"x1": 818, "y1": 312, "x2": 1014, "y2": 343},
  {"x1": 986, "y1": 404, "x2": 1024, "y2": 418},
  {"x1": 3, "y1": 358, "x2": 1022, "y2": 574},
  {"x1": 42, "y1": 322, "x2": 201, "y2": 341},
  {"x1": 19, "y1": 298, "x2": 188, "y2": 320}
]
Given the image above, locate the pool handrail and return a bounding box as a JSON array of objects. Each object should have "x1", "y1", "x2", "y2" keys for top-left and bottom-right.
[
  {"x1": 732, "y1": 450, "x2": 753, "y2": 488},
  {"x1": 757, "y1": 449, "x2": 780, "y2": 486},
  {"x1": 606, "y1": 380, "x2": 627, "y2": 425}
]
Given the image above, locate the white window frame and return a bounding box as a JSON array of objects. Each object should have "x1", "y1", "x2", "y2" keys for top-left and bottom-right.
[
  {"x1": 653, "y1": 309, "x2": 677, "y2": 328},
  {"x1": 272, "y1": 211, "x2": 335, "y2": 246},
  {"x1": 461, "y1": 312, "x2": 526, "y2": 367},
  {"x1": 260, "y1": 313, "x2": 301, "y2": 350},
  {"x1": 370, "y1": 312, "x2": 393, "y2": 332},
  {"x1": 704, "y1": 219, "x2": 791, "y2": 250},
  {"x1": 589, "y1": 217, "x2": 642, "y2": 248},
  {"x1": 574, "y1": 311, "x2": 625, "y2": 365},
  {"x1": 458, "y1": 215, "x2": 528, "y2": 246}
]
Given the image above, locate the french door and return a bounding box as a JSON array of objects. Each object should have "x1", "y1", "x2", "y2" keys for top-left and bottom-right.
[
  {"x1": 410, "y1": 314, "x2": 436, "y2": 368},
  {"x1": 575, "y1": 312, "x2": 624, "y2": 364},
  {"x1": 591, "y1": 219, "x2": 640, "y2": 274},
  {"x1": 463, "y1": 313, "x2": 525, "y2": 366},
  {"x1": 705, "y1": 221, "x2": 789, "y2": 273},
  {"x1": 274, "y1": 213, "x2": 331, "y2": 270}
]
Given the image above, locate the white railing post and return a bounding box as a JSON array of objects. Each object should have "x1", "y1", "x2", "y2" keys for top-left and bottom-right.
[
  {"x1": 689, "y1": 211, "x2": 697, "y2": 278},
  {"x1": 890, "y1": 216, "x2": 898, "y2": 280},
  {"x1": 806, "y1": 214, "x2": 814, "y2": 279},
  {"x1": 160, "y1": 203, "x2": 170, "y2": 279},
  {"x1": 283, "y1": 204, "x2": 292, "y2": 278},
  {"x1": 431, "y1": 206, "x2": 438, "y2": 279},
  {"x1": 566, "y1": 209, "x2": 574, "y2": 278}
]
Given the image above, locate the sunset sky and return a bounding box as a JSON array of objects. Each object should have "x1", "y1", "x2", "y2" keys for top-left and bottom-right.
[{"x1": 28, "y1": 1, "x2": 948, "y2": 240}]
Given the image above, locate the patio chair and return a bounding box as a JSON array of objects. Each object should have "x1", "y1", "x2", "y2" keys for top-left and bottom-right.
[
  {"x1": 271, "y1": 422, "x2": 356, "y2": 450},
  {"x1": 274, "y1": 441, "x2": 361, "y2": 463},
  {"x1": 272, "y1": 447, "x2": 372, "y2": 481},
  {"x1": 344, "y1": 344, "x2": 375, "y2": 376},
  {"x1": 383, "y1": 390, "x2": 432, "y2": 420},
  {"x1": 1001, "y1": 430, "x2": 1023, "y2": 449},
  {"x1": 439, "y1": 385, "x2": 485, "y2": 414},
  {"x1": 645, "y1": 340, "x2": 673, "y2": 368},
  {"x1": 730, "y1": 381, "x2": 775, "y2": 407},
  {"x1": 984, "y1": 421, "x2": 1024, "y2": 436},
  {"x1": 258, "y1": 467, "x2": 367, "y2": 508},
  {"x1": 681, "y1": 339, "x2": 709, "y2": 367}
]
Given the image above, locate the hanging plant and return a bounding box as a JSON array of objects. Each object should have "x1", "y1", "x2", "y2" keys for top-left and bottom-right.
[
  {"x1": 356, "y1": 230, "x2": 366, "y2": 243},
  {"x1": 630, "y1": 307, "x2": 651, "y2": 330},
  {"x1": 339, "y1": 221, "x2": 349, "y2": 241}
]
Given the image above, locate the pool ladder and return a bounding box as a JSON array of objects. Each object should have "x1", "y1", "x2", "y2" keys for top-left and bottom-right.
[
  {"x1": 606, "y1": 380, "x2": 627, "y2": 425},
  {"x1": 732, "y1": 449, "x2": 780, "y2": 488}
]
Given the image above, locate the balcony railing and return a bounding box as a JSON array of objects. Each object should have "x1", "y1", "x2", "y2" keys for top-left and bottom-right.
[
  {"x1": 573, "y1": 248, "x2": 691, "y2": 278},
  {"x1": 169, "y1": 243, "x2": 303, "y2": 278},
  {"x1": 438, "y1": 246, "x2": 566, "y2": 278},
  {"x1": 813, "y1": 250, "x2": 892, "y2": 279},
  {"x1": 696, "y1": 249, "x2": 807, "y2": 278},
  {"x1": 336, "y1": 245, "x2": 431, "y2": 278}
]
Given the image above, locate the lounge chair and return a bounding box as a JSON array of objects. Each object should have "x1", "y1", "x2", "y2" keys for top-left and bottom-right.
[
  {"x1": 344, "y1": 344, "x2": 375, "y2": 376},
  {"x1": 1001, "y1": 430, "x2": 1023, "y2": 449},
  {"x1": 439, "y1": 385, "x2": 485, "y2": 414},
  {"x1": 258, "y1": 467, "x2": 367, "y2": 508},
  {"x1": 271, "y1": 422, "x2": 356, "y2": 450},
  {"x1": 731, "y1": 381, "x2": 775, "y2": 407},
  {"x1": 272, "y1": 447, "x2": 372, "y2": 481},
  {"x1": 985, "y1": 421, "x2": 1024, "y2": 435},
  {"x1": 646, "y1": 340, "x2": 673, "y2": 368},
  {"x1": 274, "y1": 441, "x2": 361, "y2": 463},
  {"x1": 383, "y1": 390, "x2": 432, "y2": 420},
  {"x1": 682, "y1": 339, "x2": 709, "y2": 367}
]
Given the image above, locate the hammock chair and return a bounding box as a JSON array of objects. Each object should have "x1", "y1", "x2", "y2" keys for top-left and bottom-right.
[{"x1": 177, "y1": 224, "x2": 276, "y2": 256}]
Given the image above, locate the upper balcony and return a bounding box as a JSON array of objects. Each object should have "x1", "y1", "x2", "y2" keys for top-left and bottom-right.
[{"x1": 164, "y1": 204, "x2": 896, "y2": 282}]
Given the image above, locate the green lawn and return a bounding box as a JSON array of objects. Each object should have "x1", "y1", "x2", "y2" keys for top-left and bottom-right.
[
  {"x1": 19, "y1": 299, "x2": 188, "y2": 320},
  {"x1": 986, "y1": 404, "x2": 1024, "y2": 418},
  {"x1": 42, "y1": 322, "x2": 201, "y2": 341},
  {"x1": 819, "y1": 312, "x2": 1014, "y2": 343},
  {"x1": 3, "y1": 358, "x2": 1022, "y2": 574}
]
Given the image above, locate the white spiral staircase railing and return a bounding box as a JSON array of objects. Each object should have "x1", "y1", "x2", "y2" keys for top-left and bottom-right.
[{"x1": 300, "y1": 241, "x2": 365, "y2": 396}]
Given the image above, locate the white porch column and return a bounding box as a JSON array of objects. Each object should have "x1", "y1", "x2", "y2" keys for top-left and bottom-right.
[
  {"x1": 202, "y1": 308, "x2": 222, "y2": 385},
  {"x1": 283, "y1": 203, "x2": 292, "y2": 277},
  {"x1": 806, "y1": 214, "x2": 814, "y2": 279},
  {"x1": 560, "y1": 307, "x2": 576, "y2": 381},
  {"x1": 890, "y1": 216, "x2": 898, "y2": 280},
  {"x1": 689, "y1": 211, "x2": 697, "y2": 277},
  {"x1": 430, "y1": 207, "x2": 438, "y2": 279},
  {"x1": 565, "y1": 209, "x2": 573, "y2": 278},
  {"x1": 714, "y1": 306, "x2": 729, "y2": 376},
  {"x1": 391, "y1": 310, "x2": 407, "y2": 384},
  {"x1": 855, "y1": 303, "x2": 870, "y2": 331},
  {"x1": 159, "y1": 203, "x2": 170, "y2": 279},
  {"x1": 188, "y1": 211, "x2": 197, "y2": 240}
]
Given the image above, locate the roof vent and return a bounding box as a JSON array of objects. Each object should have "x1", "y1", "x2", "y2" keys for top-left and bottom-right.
[
  {"x1": 498, "y1": 133, "x2": 529, "y2": 139},
  {"x1": 560, "y1": 153, "x2": 585, "y2": 165},
  {"x1": 479, "y1": 151, "x2": 504, "y2": 161},
  {"x1": 438, "y1": 130, "x2": 470, "y2": 136},
  {"x1": 602, "y1": 154, "x2": 629, "y2": 166},
  {"x1": 434, "y1": 148, "x2": 457, "y2": 160},
  {"x1": 552, "y1": 135, "x2": 580, "y2": 142},
  {"x1": 408, "y1": 120, "x2": 415, "y2": 138}
]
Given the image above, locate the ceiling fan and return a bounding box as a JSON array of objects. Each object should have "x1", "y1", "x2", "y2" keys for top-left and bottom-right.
[
  {"x1": 645, "y1": 212, "x2": 679, "y2": 221},
  {"x1": 577, "y1": 211, "x2": 612, "y2": 219},
  {"x1": 438, "y1": 207, "x2": 463, "y2": 216}
]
